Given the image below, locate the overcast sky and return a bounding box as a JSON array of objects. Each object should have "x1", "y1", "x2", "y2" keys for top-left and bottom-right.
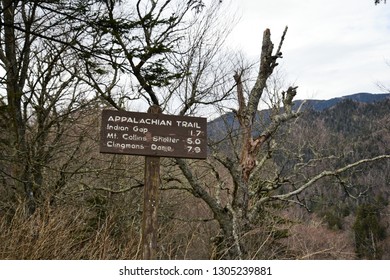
[{"x1": 225, "y1": 0, "x2": 390, "y2": 100}]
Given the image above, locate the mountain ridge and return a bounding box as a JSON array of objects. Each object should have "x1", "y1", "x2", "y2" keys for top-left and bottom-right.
[
  {"x1": 293, "y1": 92, "x2": 390, "y2": 111},
  {"x1": 208, "y1": 92, "x2": 390, "y2": 140}
]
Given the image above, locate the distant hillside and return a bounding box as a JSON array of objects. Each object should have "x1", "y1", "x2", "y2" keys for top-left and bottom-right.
[
  {"x1": 208, "y1": 92, "x2": 390, "y2": 141},
  {"x1": 294, "y1": 92, "x2": 390, "y2": 111}
]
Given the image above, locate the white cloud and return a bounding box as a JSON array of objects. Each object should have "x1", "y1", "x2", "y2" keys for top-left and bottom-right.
[{"x1": 225, "y1": 0, "x2": 390, "y2": 99}]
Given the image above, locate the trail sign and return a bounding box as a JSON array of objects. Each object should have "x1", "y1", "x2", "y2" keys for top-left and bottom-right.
[
  {"x1": 100, "y1": 109, "x2": 207, "y2": 159},
  {"x1": 100, "y1": 107, "x2": 208, "y2": 259}
]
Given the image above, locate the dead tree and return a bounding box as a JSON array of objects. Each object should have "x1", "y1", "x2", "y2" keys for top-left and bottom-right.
[{"x1": 176, "y1": 26, "x2": 300, "y2": 259}]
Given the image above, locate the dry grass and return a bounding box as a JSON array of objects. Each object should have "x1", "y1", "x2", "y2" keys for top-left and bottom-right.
[{"x1": 0, "y1": 205, "x2": 141, "y2": 259}]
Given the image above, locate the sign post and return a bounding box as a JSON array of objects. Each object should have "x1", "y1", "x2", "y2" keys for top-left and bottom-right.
[
  {"x1": 100, "y1": 107, "x2": 207, "y2": 259},
  {"x1": 141, "y1": 105, "x2": 161, "y2": 260}
]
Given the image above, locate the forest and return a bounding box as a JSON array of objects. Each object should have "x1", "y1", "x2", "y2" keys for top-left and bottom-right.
[{"x1": 0, "y1": 0, "x2": 389, "y2": 260}]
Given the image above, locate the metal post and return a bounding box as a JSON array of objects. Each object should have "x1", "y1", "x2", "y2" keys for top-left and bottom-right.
[{"x1": 141, "y1": 105, "x2": 162, "y2": 260}]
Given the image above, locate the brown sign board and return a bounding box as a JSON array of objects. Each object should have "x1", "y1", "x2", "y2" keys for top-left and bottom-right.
[{"x1": 100, "y1": 109, "x2": 207, "y2": 159}]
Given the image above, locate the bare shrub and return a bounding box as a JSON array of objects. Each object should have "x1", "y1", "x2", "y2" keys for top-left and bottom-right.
[
  {"x1": 282, "y1": 212, "x2": 355, "y2": 260},
  {"x1": 0, "y1": 204, "x2": 140, "y2": 259}
]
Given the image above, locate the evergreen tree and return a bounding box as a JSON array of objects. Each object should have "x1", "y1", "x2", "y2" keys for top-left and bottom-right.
[{"x1": 353, "y1": 203, "x2": 386, "y2": 259}]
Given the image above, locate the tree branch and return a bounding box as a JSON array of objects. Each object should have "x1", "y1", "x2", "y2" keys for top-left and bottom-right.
[{"x1": 261, "y1": 154, "x2": 390, "y2": 203}]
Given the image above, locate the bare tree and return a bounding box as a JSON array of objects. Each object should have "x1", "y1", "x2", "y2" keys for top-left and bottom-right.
[
  {"x1": 173, "y1": 26, "x2": 390, "y2": 259},
  {"x1": 1, "y1": 0, "x2": 388, "y2": 260},
  {"x1": 0, "y1": 1, "x2": 98, "y2": 214},
  {"x1": 78, "y1": 1, "x2": 390, "y2": 259}
]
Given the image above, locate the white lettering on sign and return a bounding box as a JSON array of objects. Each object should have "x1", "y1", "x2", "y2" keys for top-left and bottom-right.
[
  {"x1": 107, "y1": 116, "x2": 173, "y2": 126},
  {"x1": 133, "y1": 126, "x2": 148, "y2": 134},
  {"x1": 152, "y1": 136, "x2": 179, "y2": 143},
  {"x1": 122, "y1": 134, "x2": 147, "y2": 141},
  {"x1": 107, "y1": 133, "x2": 117, "y2": 139},
  {"x1": 106, "y1": 124, "x2": 129, "y2": 131},
  {"x1": 151, "y1": 144, "x2": 173, "y2": 152},
  {"x1": 100, "y1": 110, "x2": 207, "y2": 159},
  {"x1": 175, "y1": 121, "x2": 201, "y2": 128},
  {"x1": 107, "y1": 141, "x2": 145, "y2": 150}
]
